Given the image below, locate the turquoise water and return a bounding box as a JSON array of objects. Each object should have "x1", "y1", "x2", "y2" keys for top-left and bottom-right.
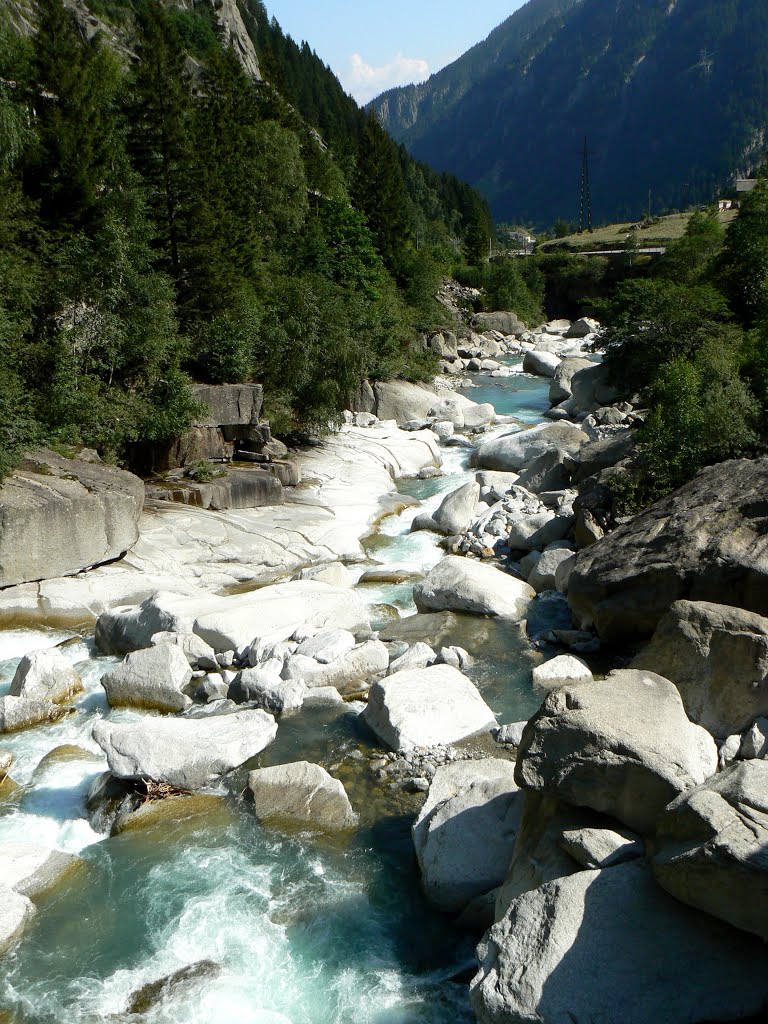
[
  {"x1": 0, "y1": 368, "x2": 551, "y2": 1024},
  {"x1": 459, "y1": 367, "x2": 551, "y2": 422}
]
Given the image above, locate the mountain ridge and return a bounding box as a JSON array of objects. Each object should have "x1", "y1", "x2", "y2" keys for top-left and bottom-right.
[{"x1": 371, "y1": 0, "x2": 768, "y2": 227}]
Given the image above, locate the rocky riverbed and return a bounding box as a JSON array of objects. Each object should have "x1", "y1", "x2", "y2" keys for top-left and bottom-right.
[{"x1": 2, "y1": 315, "x2": 768, "y2": 1024}]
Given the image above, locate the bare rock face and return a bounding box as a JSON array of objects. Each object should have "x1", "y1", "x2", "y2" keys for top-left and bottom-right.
[
  {"x1": 568, "y1": 458, "x2": 768, "y2": 643},
  {"x1": 211, "y1": 0, "x2": 261, "y2": 81},
  {"x1": 190, "y1": 384, "x2": 264, "y2": 429},
  {"x1": 514, "y1": 670, "x2": 717, "y2": 835},
  {"x1": 0, "y1": 450, "x2": 144, "y2": 588},
  {"x1": 632, "y1": 600, "x2": 768, "y2": 738},
  {"x1": 472, "y1": 861, "x2": 768, "y2": 1024},
  {"x1": 653, "y1": 760, "x2": 768, "y2": 941}
]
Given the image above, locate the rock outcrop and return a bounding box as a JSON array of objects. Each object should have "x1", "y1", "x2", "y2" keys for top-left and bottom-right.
[
  {"x1": 0, "y1": 450, "x2": 144, "y2": 588},
  {"x1": 568, "y1": 458, "x2": 768, "y2": 642}
]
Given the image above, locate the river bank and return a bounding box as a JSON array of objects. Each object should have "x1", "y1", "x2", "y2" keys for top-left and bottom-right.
[{"x1": 0, "y1": 336, "x2": 555, "y2": 1022}]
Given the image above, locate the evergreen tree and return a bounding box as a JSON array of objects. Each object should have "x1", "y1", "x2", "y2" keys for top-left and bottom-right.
[
  {"x1": 128, "y1": 0, "x2": 194, "y2": 283},
  {"x1": 353, "y1": 112, "x2": 414, "y2": 277},
  {"x1": 26, "y1": 0, "x2": 119, "y2": 232},
  {"x1": 717, "y1": 171, "x2": 768, "y2": 328}
]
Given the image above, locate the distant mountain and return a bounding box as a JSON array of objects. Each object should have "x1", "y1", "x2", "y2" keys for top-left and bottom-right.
[{"x1": 371, "y1": 0, "x2": 768, "y2": 228}]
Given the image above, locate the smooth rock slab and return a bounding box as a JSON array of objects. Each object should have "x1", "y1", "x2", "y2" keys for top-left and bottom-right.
[
  {"x1": 10, "y1": 648, "x2": 83, "y2": 705},
  {"x1": 0, "y1": 888, "x2": 35, "y2": 956},
  {"x1": 1, "y1": 842, "x2": 83, "y2": 899},
  {"x1": 653, "y1": 760, "x2": 768, "y2": 940},
  {"x1": 414, "y1": 556, "x2": 534, "y2": 621},
  {"x1": 362, "y1": 665, "x2": 496, "y2": 752},
  {"x1": 92, "y1": 711, "x2": 277, "y2": 790},
  {"x1": 413, "y1": 759, "x2": 522, "y2": 913},
  {"x1": 472, "y1": 861, "x2": 768, "y2": 1024},
  {"x1": 515, "y1": 670, "x2": 717, "y2": 834},
  {"x1": 248, "y1": 761, "x2": 358, "y2": 832},
  {"x1": 101, "y1": 644, "x2": 193, "y2": 713}
]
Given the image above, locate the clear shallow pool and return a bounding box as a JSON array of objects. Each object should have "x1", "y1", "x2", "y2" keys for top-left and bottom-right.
[{"x1": 0, "y1": 369, "x2": 552, "y2": 1024}]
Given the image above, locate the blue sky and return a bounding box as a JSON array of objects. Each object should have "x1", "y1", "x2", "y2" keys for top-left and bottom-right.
[{"x1": 263, "y1": 2, "x2": 526, "y2": 103}]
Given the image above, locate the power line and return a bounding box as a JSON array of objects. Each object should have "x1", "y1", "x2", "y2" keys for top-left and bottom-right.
[{"x1": 578, "y1": 136, "x2": 596, "y2": 234}]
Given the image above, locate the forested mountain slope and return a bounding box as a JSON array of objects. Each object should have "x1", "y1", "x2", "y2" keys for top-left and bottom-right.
[
  {"x1": 0, "y1": 0, "x2": 492, "y2": 477},
  {"x1": 372, "y1": 0, "x2": 768, "y2": 227}
]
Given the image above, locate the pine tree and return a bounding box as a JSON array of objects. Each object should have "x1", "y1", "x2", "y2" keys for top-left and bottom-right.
[
  {"x1": 128, "y1": 0, "x2": 194, "y2": 283},
  {"x1": 26, "y1": 0, "x2": 119, "y2": 232},
  {"x1": 353, "y1": 112, "x2": 414, "y2": 277}
]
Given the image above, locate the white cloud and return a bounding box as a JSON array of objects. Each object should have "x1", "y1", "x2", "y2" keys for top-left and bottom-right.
[{"x1": 344, "y1": 52, "x2": 430, "y2": 104}]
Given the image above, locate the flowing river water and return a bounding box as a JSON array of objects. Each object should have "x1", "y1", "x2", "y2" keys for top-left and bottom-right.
[{"x1": 0, "y1": 365, "x2": 551, "y2": 1024}]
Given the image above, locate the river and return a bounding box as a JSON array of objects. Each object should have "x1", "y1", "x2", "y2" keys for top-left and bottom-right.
[{"x1": 0, "y1": 364, "x2": 551, "y2": 1024}]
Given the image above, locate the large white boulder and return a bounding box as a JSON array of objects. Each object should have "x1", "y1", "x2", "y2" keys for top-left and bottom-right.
[
  {"x1": 97, "y1": 581, "x2": 370, "y2": 655},
  {"x1": 432, "y1": 482, "x2": 481, "y2": 536},
  {"x1": 414, "y1": 556, "x2": 534, "y2": 620},
  {"x1": 471, "y1": 861, "x2": 768, "y2": 1024},
  {"x1": 101, "y1": 644, "x2": 193, "y2": 713},
  {"x1": 523, "y1": 349, "x2": 561, "y2": 377},
  {"x1": 0, "y1": 449, "x2": 144, "y2": 589},
  {"x1": 282, "y1": 640, "x2": 389, "y2": 690},
  {"x1": 92, "y1": 711, "x2": 277, "y2": 790},
  {"x1": 362, "y1": 665, "x2": 496, "y2": 752},
  {"x1": 0, "y1": 695, "x2": 69, "y2": 734},
  {"x1": 515, "y1": 670, "x2": 718, "y2": 834},
  {"x1": 295, "y1": 629, "x2": 356, "y2": 664},
  {"x1": 413, "y1": 759, "x2": 522, "y2": 913},
  {"x1": 248, "y1": 761, "x2": 358, "y2": 832},
  {"x1": 10, "y1": 647, "x2": 83, "y2": 705},
  {"x1": 476, "y1": 423, "x2": 588, "y2": 472}
]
